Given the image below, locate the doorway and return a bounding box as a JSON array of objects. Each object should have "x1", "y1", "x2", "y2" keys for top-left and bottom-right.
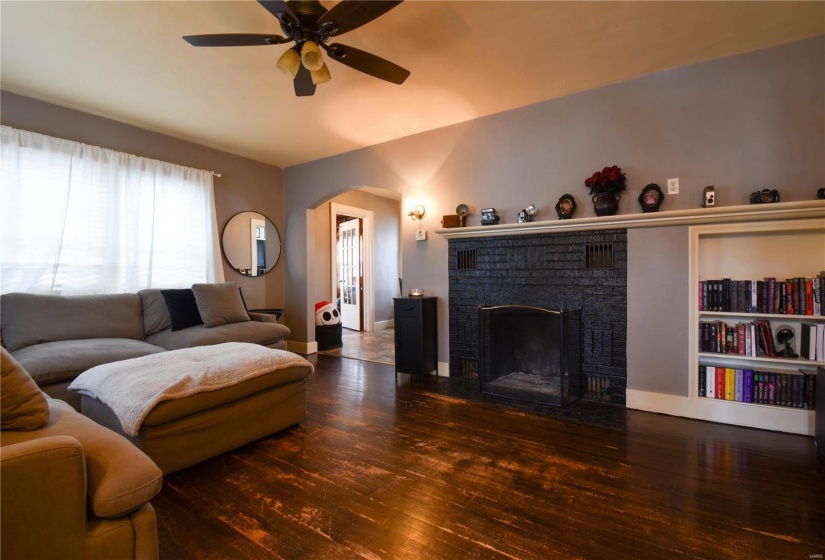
[
  {"x1": 330, "y1": 202, "x2": 375, "y2": 332},
  {"x1": 337, "y1": 216, "x2": 363, "y2": 331}
]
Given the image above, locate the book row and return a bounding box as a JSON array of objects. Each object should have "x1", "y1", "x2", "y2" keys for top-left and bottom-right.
[
  {"x1": 698, "y1": 365, "x2": 816, "y2": 410},
  {"x1": 699, "y1": 319, "x2": 825, "y2": 361},
  {"x1": 699, "y1": 319, "x2": 774, "y2": 358},
  {"x1": 698, "y1": 276, "x2": 823, "y2": 315}
]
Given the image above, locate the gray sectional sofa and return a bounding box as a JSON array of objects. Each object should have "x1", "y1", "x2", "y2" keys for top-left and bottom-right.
[{"x1": 0, "y1": 290, "x2": 290, "y2": 409}]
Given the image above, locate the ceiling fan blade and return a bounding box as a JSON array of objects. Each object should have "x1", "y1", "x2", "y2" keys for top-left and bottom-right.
[
  {"x1": 318, "y1": 1, "x2": 403, "y2": 37},
  {"x1": 326, "y1": 43, "x2": 409, "y2": 85},
  {"x1": 183, "y1": 34, "x2": 287, "y2": 47},
  {"x1": 294, "y1": 65, "x2": 316, "y2": 97},
  {"x1": 258, "y1": 0, "x2": 298, "y2": 26}
]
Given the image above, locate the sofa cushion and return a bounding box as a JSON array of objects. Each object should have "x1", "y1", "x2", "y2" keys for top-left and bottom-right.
[
  {"x1": 0, "y1": 399, "x2": 162, "y2": 518},
  {"x1": 192, "y1": 282, "x2": 250, "y2": 328},
  {"x1": 0, "y1": 293, "x2": 147, "y2": 352},
  {"x1": 137, "y1": 289, "x2": 172, "y2": 335},
  {"x1": 160, "y1": 289, "x2": 203, "y2": 331},
  {"x1": 146, "y1": 321, "x2": 290, "y2": 351},
  {"x1": 11, "y1": 339, "x2": 167, "y2": 387},
  {"x1": 1, "y1": 348, "x2": 49, "y2": 431},
  {"x1": 142, "y1": 362, "x2": 311, "y2": 426}
]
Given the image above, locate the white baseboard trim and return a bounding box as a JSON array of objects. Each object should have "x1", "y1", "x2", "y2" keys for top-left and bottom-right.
[
  {"x1": 374, "y1": 319, "x2": 394, "y2": 331},
  {"x1": 287, "y1": 340, "x2": 318, "y2": 355},
  {"x1": 437, "y1": 361, "x2": 449, "y2": 377},
  {"x1": 626, "y1": 388, "x2": 814, "y2": 436}
]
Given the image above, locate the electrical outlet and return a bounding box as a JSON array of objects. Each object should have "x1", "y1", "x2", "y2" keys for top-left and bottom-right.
[
  {"x1": 667, "y1": 178, "x2": 679, "y2": 195},
  {"x1": 415, "y1": 230, "x2": 427, "y2": 241}
]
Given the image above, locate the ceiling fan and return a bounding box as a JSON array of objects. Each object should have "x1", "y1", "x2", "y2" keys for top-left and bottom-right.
[{"x1": 183, "y1": 0, "x2": 410, "y2": 97}]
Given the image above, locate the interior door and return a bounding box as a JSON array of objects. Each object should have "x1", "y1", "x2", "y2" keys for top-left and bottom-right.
[
  {"x1": 339, "y1": 217, "x2": 362, "y2": 331},
  {"x1": 250, "y1": 217, "x2": 265, "y2": 276}
]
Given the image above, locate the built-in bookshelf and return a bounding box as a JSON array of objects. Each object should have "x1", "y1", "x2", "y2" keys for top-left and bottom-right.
[{"x1": 688, "y1": 218, "x2": 825, "y2": 435}]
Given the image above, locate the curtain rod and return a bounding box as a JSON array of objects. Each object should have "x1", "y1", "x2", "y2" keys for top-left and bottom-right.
[{"x1": 212, "y1": 172, "x2": 222, "y2": 178}]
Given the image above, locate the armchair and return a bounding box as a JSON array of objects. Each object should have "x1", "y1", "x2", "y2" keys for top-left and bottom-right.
[{"x1": 1, "y1": 348, "x2": 163, "y2": 560}]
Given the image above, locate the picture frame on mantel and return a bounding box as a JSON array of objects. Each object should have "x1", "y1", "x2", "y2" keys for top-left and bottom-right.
[
  {"x1": 638, "y1": 183, "x2": 664, "y2": 213},
  {"x1": 555, "y1": 194, "x2": 576, "y2": 220}
]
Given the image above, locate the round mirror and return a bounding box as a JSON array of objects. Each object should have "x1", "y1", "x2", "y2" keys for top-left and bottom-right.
[{"x1": 221, "y1": 211, "x2": 281, "y2": 277}]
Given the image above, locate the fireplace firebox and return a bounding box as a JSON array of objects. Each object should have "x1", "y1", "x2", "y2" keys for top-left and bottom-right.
[{"x1": 479, "y1": 305, "x2": 582, "y2": 406}]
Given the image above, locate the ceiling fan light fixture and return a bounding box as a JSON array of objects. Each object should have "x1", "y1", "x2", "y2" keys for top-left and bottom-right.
[
  {"x1": 183, "y1": 1, "x2": 410, "y2": 97},
  {"x1": 276, "y1": 47, "x2": 301, "y2": 78},
  {"x1": 301, "y1": 40, "x2": 325, "y2": 71},
  {"x1": 311, "y1": 63, "x2": 332, "y2": 85}
]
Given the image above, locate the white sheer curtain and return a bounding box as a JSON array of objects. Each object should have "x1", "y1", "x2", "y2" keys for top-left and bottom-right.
[{"x1": 0, "y1": 125, "x2": 224, "y2": 295}]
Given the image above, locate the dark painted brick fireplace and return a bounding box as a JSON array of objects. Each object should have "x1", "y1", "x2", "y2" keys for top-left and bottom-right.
[{"x1": 447, "y1": 229, "x2": 627, "y2": 405}]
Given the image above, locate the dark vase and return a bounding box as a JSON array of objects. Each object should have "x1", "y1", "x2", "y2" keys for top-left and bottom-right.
[{"x1": 592, "y1": 192, "x2": 620, "y2": 216}]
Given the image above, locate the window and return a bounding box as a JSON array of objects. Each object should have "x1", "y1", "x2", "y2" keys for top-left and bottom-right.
[{"x1": 0, "y1": 126, "x2": 223, "y2": 294}]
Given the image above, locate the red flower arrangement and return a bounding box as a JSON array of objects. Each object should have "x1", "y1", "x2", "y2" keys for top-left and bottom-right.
[{"x1": 584, "y1": 165, "x2": 628, "y2": 196}]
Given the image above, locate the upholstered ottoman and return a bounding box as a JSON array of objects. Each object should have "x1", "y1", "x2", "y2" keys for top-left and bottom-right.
[{"x1": 69, "y1": 343, "x2": 313, "y2": 474}]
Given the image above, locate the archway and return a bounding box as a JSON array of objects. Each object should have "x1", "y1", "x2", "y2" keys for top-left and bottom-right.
[{"x1": 306, "y1": 186, "x2": 401, "y2": 349}]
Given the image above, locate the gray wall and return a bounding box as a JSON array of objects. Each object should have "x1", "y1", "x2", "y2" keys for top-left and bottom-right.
[
  {"x1": 0, "y1": 91, "x2": 284, "y2": 309},
  {"x1": 627, "y1": 227, "x2": 690, "y2": 395},
  {"x1": 310, "y1": 189, "x2": 401, "y2": 324},
  {"x1": 284, "y1": 37, "x2": 824, "y2": 394}
]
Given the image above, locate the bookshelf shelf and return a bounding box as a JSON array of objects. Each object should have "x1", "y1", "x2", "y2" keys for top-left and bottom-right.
[
  {"x1": 697, "y1": 352, "x2": 825, "y2": 368},
  {"x1": 697, "y1": 395, "x2": 813, "y2": 414},
  {"x1": 698, "y1": 311, "x2": 825, "y2": 321},
  {"x1": 688, "y1": 218, "x2": 825, "y2": 435}
]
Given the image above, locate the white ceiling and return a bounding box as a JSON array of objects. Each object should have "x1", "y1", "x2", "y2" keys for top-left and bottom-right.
[{"x1": 1, "y1": 1, "x2": 823, "y2": 169}]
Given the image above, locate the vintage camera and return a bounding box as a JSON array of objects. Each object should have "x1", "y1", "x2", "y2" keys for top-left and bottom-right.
[
  {"x1": 750, "y1": 189, "x2": 780, "y2": 204},
  {"x1": 702, "y1": 186, "x2": 715, "y2": 208},
  {"x1": 480, "y1": 208, "x2": 500, "y2": 226}
]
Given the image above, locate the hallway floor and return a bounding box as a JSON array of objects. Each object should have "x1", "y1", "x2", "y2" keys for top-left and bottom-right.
[{"x1": 318, "y1": 327, "x2": 394, "y2": 365}]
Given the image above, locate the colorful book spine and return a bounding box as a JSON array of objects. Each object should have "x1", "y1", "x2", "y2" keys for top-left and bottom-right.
[
  {"x1": 766, "y1": 278, "x2": 776, "y2": 314},
  {"x1": 791, "y1": 374, "x2": 800, "y2": 408},
  {"x1": 756, "y1": 373, "x2": 765, "y2": 404},
  {"x1": 743, "y1": 370, "x2": 754, "y2": 403},
  {"x1": 725, "y1": 368, "x2": 735, "y2": 401},
  {"x1": 751, "y1": 281, "x2": 758, "y2": 313},
  {"x1": 805, "y1": 280, "x2": 813, "y2": 315},
  {"x1": 786, "y1": 281, "x2": 794, "y2": 314},
  {"x1": 705, "y1": 366, "x2": 715, "y2": 399},
  {"x1": 734, "y1": 369, "x2": 743, "y2": 402}
]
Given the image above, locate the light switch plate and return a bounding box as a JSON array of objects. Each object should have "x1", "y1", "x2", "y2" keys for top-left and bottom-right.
[{"x1": 416, "y1": 230, "x2": 427, "y2": 241}]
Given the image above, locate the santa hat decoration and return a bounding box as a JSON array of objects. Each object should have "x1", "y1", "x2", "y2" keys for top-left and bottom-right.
[{"x1": 315, "y1": 301, "x2": 341, "y2": 326}]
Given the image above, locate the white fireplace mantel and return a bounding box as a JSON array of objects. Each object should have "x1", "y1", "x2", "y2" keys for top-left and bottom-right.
[{"x1": 435, "y1": 200, "x2": 825, "y2": 239}]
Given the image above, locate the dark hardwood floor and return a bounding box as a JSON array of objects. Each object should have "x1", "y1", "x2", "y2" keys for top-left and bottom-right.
[{"x1": 154, "y1": 355, "x2": 825, "y2": 559}]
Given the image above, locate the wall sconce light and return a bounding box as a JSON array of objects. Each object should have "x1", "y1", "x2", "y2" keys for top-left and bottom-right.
[{"x1": 408, "y1": 205, "x2": 426, "y2": 221}]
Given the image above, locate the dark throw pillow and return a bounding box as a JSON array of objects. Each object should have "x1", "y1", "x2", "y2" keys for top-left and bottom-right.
[{"x1": 161, "y1": 289, "x2": 204, "y2": 331}]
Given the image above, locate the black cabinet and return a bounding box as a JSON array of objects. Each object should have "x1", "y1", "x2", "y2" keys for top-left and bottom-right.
[{"x1": 393, "y1": 297, "x2": 437, "y2": 379}]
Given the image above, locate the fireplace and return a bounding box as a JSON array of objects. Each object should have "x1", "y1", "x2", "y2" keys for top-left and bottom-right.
[
  {"x1": 479, "y1": 305, "x2": 582, "y2": 406},
  {"x1": 448, "y1": 229, "x2": 627, "y2": 404}
]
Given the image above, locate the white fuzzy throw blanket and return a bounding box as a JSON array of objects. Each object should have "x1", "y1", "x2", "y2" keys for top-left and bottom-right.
[{"x1": 69, "y1": 342, "x2": 313, "y2": 436}]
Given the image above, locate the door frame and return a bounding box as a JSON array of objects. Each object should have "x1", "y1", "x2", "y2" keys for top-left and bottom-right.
[{"x1": 330, "y1": 203, "x2": 375, "y2": 332}]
